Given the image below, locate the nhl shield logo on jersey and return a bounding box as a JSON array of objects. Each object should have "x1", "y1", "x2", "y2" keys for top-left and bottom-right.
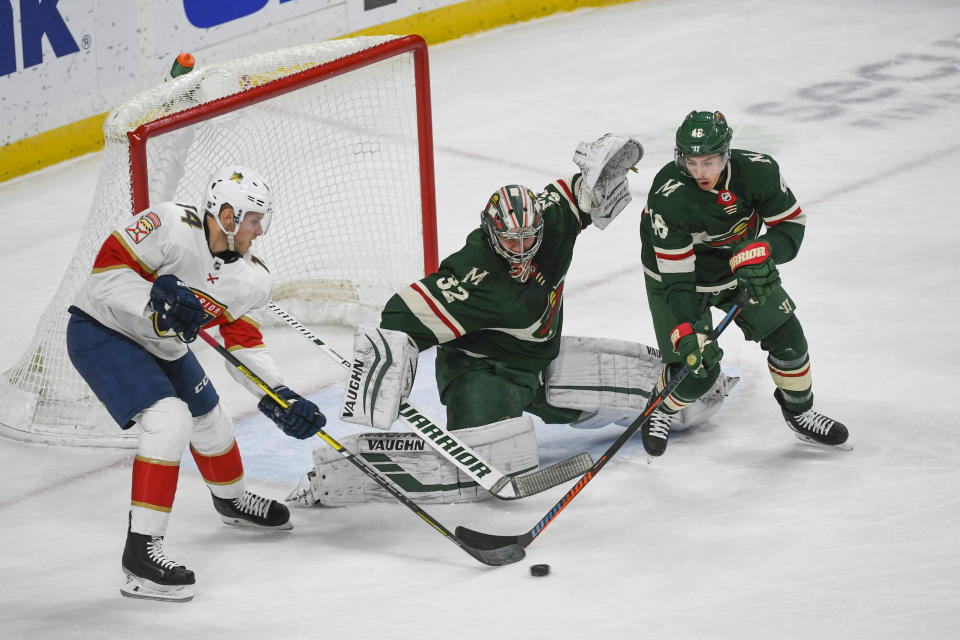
[
  {"x1": 124, "y1": 212, "x2": 162, "y2": 244},
  {"x1": 717, "y1": 190, "x2": 738, "y2": 215}
]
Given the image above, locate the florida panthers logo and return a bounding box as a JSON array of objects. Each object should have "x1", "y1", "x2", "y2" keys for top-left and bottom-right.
[{"x1": 125, "y1": 212, "x2": 162, "y2": 244}]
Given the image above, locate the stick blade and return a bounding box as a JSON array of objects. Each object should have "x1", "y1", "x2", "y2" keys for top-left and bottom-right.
[
  {"x1": 456, "y1": 526, "x2": 526, "y2": 566},
  {"x1": 508, "y1": 452, "x2": 594, "y2": 499}
]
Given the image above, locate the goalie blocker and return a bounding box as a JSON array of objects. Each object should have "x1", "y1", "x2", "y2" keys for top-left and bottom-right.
[
  {"x1": 340, "y1": 325, "x2": 419, "y2": 429},
  {"x1": 288, "y1": 415, "x2": 539, "y2": 506}
]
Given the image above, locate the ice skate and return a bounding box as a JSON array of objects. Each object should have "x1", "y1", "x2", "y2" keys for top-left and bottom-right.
[
  {"x1": 775, "y1": 390, "x2": 851, "y2": 451},
  {"x1": 212, "y1": 490, "x2": 293, "y2": 530},
  {"x1": 641, "y1": 409, "x2": 674, "y2": 457},
  {"x1": 121, "y1": 523, "x2": 195, "y2": 602}
]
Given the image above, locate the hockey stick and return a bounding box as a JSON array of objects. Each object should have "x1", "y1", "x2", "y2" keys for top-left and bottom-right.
[
  {"x1": 195, "y1": 328, "x2": 525, "y2": 566},
  {"x1": 455, "y1": 295, "x2": 748, "y2": 555},
  {"x1": 267, "y1": 300, "x2": 593, "y2": 500}
]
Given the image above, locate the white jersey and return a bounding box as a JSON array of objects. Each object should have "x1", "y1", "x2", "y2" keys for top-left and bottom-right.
[{"x1": 71, "y1": 201, "x2": 283, "y2": 391}]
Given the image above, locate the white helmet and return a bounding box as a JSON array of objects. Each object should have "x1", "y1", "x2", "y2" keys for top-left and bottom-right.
[{"x1": 204, "y1": 165, "x2": 274, "y2": 252}]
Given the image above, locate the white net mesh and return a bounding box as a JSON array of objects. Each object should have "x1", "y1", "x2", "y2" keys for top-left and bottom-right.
[{"x1": 0, "y1": 36, "x2": 433, "y2": 447}]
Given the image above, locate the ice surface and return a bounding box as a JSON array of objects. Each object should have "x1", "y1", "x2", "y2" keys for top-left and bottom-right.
[{"x1": 1, "y1": 0, "x2": 959, "y2": 637}]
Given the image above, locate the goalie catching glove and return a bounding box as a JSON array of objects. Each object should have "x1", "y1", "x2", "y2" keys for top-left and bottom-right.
[
  {"x1": 572, "y1": 133, "x2": 644, "y2": 228},
  {"x1": 149, "y1": 274, "x2": 206, "y2": 343},
  {"x1": 340, "y1": 326, "x2": 419, "y2": 430},
  {"x1": 258, "y1": 386, "x2": 326, "y2": 439}
]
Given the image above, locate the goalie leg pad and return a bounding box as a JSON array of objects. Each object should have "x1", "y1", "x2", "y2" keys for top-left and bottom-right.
[
  {"x1": 546, "y1": 336, "x2": 738, "y2": 431},
  {"x1": 339, "y1": 326, "x2": 418, "y2": 430},
  {"x1": 288, "y1": 416, "x2": 538, "y2": 506}
]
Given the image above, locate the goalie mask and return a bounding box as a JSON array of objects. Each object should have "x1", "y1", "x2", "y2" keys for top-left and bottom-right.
[
  {"x1": 481, "y1": 185, "x2": 544, "y2": 283},
  {"x1": 674, "y1": 110, "x2": 733, "y2": 176},
  {"x1": 204, "y1": 165, "x2": 274, "y2": 252}
]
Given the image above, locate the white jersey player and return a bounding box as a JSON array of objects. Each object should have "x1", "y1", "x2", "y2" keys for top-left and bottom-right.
[{"x1": 66, "y1": 166, "x2": 326, "y2": 603}]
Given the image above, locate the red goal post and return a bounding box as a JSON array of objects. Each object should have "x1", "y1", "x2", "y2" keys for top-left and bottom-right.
[{"x1": 0, "y1": 35, "x2": 438, "y2": 447}]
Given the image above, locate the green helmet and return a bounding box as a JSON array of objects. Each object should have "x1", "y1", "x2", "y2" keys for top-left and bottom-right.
[{"x1": 674, "y1": 110, "x2": 733, "y2": 175}]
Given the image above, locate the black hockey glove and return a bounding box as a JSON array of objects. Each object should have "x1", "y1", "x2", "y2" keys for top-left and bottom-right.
[
  {"x1": 258, "y1": 386, "x2": 326, "y2": 440},
  {"x1": 149, "y1": 274, "x2": 206, "y2": 343},
  {"x1": 729, "y1": 240, "x2": 780, "y2": 305},
  {"x1": 670, "y1": 320, "x2": 723, "y2": 378}
]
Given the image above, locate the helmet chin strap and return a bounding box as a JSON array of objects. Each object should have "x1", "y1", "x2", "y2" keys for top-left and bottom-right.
[{"x1": 214, "y1": 210, "x2": 239, "y2": 252}]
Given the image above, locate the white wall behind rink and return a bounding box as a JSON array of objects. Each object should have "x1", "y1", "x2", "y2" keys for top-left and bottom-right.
[{"x1": 0, "y1": 0, "x2": 461, "y2": 147}]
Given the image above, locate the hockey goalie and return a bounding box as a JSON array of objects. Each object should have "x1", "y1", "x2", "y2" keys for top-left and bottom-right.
[{"x1": 288, "y1": 134, "x2": 737, "y2": 507}]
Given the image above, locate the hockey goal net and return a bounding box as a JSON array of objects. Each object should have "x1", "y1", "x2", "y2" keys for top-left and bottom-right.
[{"x1": 0, "y1": 35, "x2": 437, "y2": 448}]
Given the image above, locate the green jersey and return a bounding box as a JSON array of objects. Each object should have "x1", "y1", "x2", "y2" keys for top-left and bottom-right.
[
  {"x1": 381, "y1": 176, "x2": 591, "y2": 374},
  {"x1": 640, "y1": 149, "x2": 805, "y2": 321}
]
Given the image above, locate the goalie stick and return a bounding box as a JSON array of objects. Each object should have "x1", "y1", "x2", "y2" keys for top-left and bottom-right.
[
  {"x1": 267, "y1": 300, "x2": 593, "y2": 500},
  {"x1": 195, "y1": 328, "x2": 525, "y2": 566},
  {"x1": 455, "y1": 295, "x2": 748, "y2": 555}
]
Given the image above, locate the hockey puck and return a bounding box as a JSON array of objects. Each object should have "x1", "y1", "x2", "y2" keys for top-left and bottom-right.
[{"x1": 530, "y1": 564, "x2": 550, "y2": 577}]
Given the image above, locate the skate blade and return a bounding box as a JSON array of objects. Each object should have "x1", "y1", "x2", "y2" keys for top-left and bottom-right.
[
  {"x1": 792, "y1": 433, "x2": 853, "y2": 452},
  {"x1": 220, "y1": 515, "x2": 294, "y2": 531},
  {"x1": 121, "y1": 573, "x2": 194, "y2": 603}
]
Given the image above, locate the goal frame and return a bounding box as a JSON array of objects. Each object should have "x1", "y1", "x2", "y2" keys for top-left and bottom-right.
[
  {"x1": 0, "y1": 34, "x2": 439, "y2": 448},
  {"x1": 129, "y1": 34, "x2": 438, "y2": 274}
]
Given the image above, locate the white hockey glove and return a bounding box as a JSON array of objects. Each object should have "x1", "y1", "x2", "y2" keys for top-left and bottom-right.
[
  {"x1": 572, "y1": 134, "x2": 643, "y2": 229},
  {"x1": 339, "y1": 326, "x2": 419, "y2": 430}
]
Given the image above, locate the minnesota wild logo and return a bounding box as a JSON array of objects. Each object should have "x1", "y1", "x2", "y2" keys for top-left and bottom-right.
[{"x1": 534, "y1": 282, "x2": 564, "y2": 339}]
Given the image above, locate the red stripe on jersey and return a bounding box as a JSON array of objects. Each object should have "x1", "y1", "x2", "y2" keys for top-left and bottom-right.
[
  {"x1": 220, "y1": 317, "x2": 265, "y2": 350},
  {"x1": 91, "y1": 232, "x2": 155, "y2": 280},
  {"x1": 765, "y1": 206, "x2": 803, "y2": 227},
  {"x1": 131, "y1": 456, "x2": 180, "y2": 511},
  {"x1": 655, "y1": 248, "x2": 695, "y2": 261},
  {"x1": 191, "y1": 441, "x2": 244, "y2": 485},
  {"x1": 556, "y1": 179, "x2": 585, "y2": 229},
  {"x1": 411, "y1": 282, "x2": 462, "y2": 339}
]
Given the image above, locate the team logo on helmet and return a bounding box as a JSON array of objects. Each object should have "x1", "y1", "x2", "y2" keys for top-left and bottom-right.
[{"x1": 230, "y1": 172, "x2": 243, "y2": 183}]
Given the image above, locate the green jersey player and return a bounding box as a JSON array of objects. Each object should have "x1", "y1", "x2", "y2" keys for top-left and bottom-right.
[
  {"x1": 291, "y1": 135, "x2": 716, "y2": 507},
  {"x1": 639, "y1": 110, "x2": 849, "y2": 456}
]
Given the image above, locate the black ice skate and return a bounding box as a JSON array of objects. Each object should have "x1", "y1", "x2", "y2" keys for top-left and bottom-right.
[
  {"x1": 641, "y1": 409, "x2": 674, "y2": 457},
  {"x1": 775, "y1": 390, "x2": 851, "y2": 451},
  {"x1": 212, "y1": 490, "x2": 293, "y2": 530},
  {"x1": 121, "y1": 522, "x2": 195, "y2": 602}
]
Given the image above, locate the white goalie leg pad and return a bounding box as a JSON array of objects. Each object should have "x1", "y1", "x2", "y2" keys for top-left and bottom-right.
[
  {"x1": 288, "y1": 416, "x2": 538, "y2": 506},
  {"x1": 666, "y1": 372, "x2": 739, "y2": 432},
  {"x1": 546, "y1": 336, "x2": 738, "y2": 431},
  {"x1": 339, "y1": 325, "x2": 418, "y2": 430},
  {"x1": 547, "y1": 336, "x2": 662, "y2": 414}
]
